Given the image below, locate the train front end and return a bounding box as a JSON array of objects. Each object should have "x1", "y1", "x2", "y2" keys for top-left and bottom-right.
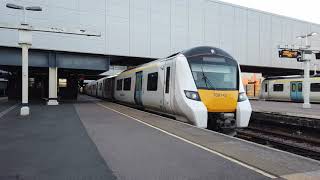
[{"x1": 183, "y1": 46, "x2": 252, "y2": 134}]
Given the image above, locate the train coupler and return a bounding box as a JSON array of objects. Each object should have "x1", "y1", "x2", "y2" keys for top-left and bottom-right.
[{"x1": 208, "y1": 113, "x2": 236, "y2": 136}]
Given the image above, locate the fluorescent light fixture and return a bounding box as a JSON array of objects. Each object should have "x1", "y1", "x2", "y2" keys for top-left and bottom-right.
[
  {"x1": 309, "y1": 32, "x2": 318, "y2": 36},
  {"x1": 6, "y1": 3, "x2": 42, "y2": 11},
  {"x1": 25, "y1": 6, "x2": 42, "y2": 11},
  {"x1": 6, "y1": 3, "x2": 24, "y2": 10},
  {"x1": 297, "y1": 32, "x2": 318, "y2": 39}
]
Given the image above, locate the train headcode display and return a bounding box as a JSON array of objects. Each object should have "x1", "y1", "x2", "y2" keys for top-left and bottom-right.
[{"x1": 278, "y1": 50, "x2": 300, "y2": 58}]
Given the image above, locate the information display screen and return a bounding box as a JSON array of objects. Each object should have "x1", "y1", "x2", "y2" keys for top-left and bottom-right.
[{"x1": 278, "y1": 50, "x2": 300, "y2": 58}]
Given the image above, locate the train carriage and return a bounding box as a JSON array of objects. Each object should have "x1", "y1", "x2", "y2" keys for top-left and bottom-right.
[
  {"x1": 85, "y1": 46, "x2": 252, "y2": 135},
  {"x1": 260, "y1": 76, "x2": 320, "y2": 102}
]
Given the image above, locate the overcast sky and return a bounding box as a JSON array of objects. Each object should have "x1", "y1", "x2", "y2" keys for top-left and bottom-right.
[{"x1": 220, "y1": 0, "x2": 320, "y2": 24}]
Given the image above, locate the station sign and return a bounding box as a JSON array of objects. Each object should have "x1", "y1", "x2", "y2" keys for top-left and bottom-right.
[{"x1": 278, "y1": 50, "x2": 301, "y2": 58}]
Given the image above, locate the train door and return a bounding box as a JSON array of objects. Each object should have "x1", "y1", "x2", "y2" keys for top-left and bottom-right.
[
  {"x1": 96, "y1": 82, "x2": 98, "y2": 97},
  {"x1": 290, "y1": 81, "x2": 303, "y2": 102},
  {"x1": 163, "y1": 61, "x2": 173, "y2": 113},
  {"x1": 134, "y1": 71, "x2": 143, "y2": 106}
]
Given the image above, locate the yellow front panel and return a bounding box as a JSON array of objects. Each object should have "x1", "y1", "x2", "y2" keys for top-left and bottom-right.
[{"x1": 198, "y1": 90, "x2": 238, "y2": 112}]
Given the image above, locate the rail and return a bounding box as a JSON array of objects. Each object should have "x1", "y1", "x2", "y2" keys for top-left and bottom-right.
[{"x1": 237, "y1": 125, "x2": 320, "y2": 160}]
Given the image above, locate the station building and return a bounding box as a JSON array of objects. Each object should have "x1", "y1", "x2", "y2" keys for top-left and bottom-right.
[{"x1": 1, "y1": 0, "x2": 320, "y2": 102}]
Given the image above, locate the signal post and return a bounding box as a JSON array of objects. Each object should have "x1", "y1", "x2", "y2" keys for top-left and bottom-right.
[{"x1": 278, "y1": 38, "x2": 319, "y2": 109}]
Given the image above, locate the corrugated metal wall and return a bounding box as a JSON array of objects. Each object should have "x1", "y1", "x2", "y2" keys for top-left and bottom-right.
[{"x1": 1, "y1": 0, "x2": 320, "y2": 69}]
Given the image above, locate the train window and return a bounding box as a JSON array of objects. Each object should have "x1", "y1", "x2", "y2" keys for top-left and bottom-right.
[
  {"x1": 116, "y1": 79, "x2": 123, "y2": 91},
  {"x1": 188, "y1": 56, "x2": 238, "y2": 90},
  {"x1": 298, "y1": 83, "x2": 302, "y2": 92},
  {"x1": 165, "y1": 67, "x2": 170, "y2": 93},
  {"x1": 264, "y1": 84, "x2": 268, "y2": 92},
  {"x1": 123, "y1": 78, "x2": 131, "y2": 91},
  {"x1": 292, "y1": 84, "x2": 296, "y2": 91},
  {"x1": 147, "y1": 72, "x2": 158, "y2": 91},
  {"x1": 273, "y1": 84, "x2": 283, "y2": 92},
  {"x1": 99, "y1": 83, "x2": 102, "y2": 90},
  {"x1": 311, "y1": 83, "x2": 320, "y2": 92}
]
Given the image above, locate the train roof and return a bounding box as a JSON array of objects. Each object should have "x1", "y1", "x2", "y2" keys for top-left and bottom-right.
[
  {"x1": 264, "y1": 74, "x2": 320, "y2": 80},
  {"x1": 182, "y1": 46, "x2": 234, "y2": 60}
]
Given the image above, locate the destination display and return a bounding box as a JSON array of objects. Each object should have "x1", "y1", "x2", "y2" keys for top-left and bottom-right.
[{"x1": 278, "y1": 50, "x2": 301, "y2": 58}]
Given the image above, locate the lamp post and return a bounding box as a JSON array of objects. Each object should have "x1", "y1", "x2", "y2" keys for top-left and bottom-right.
[
  {"x1": 6, "y1": 3, "x2": 42, "y2": 25},
  {"x1": 297, "y1": 32, "x2": 318, "y2": 109},
  {"x1": 6, "y1": 3, "x2": 42, "y2": 116}
]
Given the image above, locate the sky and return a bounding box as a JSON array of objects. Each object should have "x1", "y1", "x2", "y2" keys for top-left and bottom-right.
[{"x1": 220, "y1": 0, "x2": 320, "y2": 24}]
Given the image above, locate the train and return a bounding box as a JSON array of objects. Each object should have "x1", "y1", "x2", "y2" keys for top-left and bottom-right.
[
  {"x1": 260, "y1": 75, "x2": 320, "y2": 102},
  {"x1": 85, "y1": 46, "x2": 252, "y2": 135}
]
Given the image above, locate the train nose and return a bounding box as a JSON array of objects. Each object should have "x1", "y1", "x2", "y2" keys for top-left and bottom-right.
[{"x1": 197, "y1": 90, "x2": 238, "y2": 112}]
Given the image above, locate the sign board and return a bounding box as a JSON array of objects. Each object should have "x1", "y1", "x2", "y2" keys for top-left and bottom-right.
[{"x1": 278, "y1": 50, "x2": 301, "y2": 58}]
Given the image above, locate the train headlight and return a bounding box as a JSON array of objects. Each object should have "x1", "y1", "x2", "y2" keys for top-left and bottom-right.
[
  {"x1": 184, "y1": 90, "x2": 201, "y2": 101},
  {"x1": 238, "y1": 92, "x2": 248, "y2": 102}
]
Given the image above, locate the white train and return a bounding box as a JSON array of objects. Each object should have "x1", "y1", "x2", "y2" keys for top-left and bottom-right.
[
  {"x1": 260, "y1": 75, "x2": 320, "y2": 102},
  {"x1": 85, "y1": 46, "x2": 252, "y2": 134}
]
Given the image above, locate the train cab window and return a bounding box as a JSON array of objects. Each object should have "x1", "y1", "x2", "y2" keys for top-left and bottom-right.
[
  {"x1": 147, "y1": 72, "x2": 158, "y2": 91},
  {"x1": 264, "y1": 84, "x2": 268, "y2": 92},
  {"x1": 188, "y1": 56, "x2": 238, "y2": 90},
  {"x1": 273, "y1": 84, "x2": 283, "y2": 92},
  {"x1": 165, "y1": 67, "x2": 170, "y2": 93},
  {"x1": 123, "y1": 78, "x2": 131, "y2": 91},
  {"x1": 311, "y1": 83, "x2": 320, "y2": 92},
  {"x1": 116, "y1": 79, "x2": 123, "y2": 91}
]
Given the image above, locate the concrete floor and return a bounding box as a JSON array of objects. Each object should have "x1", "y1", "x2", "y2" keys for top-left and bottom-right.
[
  {"x1": 251, "y1": 100, "x2": 320, "y2": 119},
  {"x1": 1, "y1": 96, "x2": 320, "y2": 180},
  {"x1": 0, "y1": 100, "x2": 116, "y2": 180},
  {"x1": 75, "y1": 98, "x2": 270, "y2": 180}
]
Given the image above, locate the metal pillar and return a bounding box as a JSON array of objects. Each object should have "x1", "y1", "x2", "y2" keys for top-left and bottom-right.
[
  {"x1": 18, "y1": 28, "x2": 32, "y2": 116},
  {"x1": 303, "y1": 60, "x2": 311, "y2": 109},
  {"x1": 47, "y1": 67, "x2": 59, "y2": 105},
  {"x1": 20, "y1": 43, "x2": 30, "y2": 115}
]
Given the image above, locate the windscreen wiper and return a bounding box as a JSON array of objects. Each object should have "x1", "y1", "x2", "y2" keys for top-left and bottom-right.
[
  {"x1": 200, "y1": 59, "x2": 215, "y2": 89},
  {"x1": 202, "y1": 72, "x2": 215, "y2": 89}
]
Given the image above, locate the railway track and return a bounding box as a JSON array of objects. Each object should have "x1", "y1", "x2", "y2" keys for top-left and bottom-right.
[{"x1": 236, "y1": 126, "x2": 320, "y2": 160}]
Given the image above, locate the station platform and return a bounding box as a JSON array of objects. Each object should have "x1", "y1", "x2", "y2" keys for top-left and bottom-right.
[
  {"x1": 1, "y1": 95, "x2": 320, "y2": 180},
  {"x1": 251, "y1": 100, "x2": 320, "y2": 128},
  {"x1": 251, "y1": 100, "x2": 320, "y2": 119},
  {"x1": 0, "y1": 97, "x2": 18, "y2": 118}
]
